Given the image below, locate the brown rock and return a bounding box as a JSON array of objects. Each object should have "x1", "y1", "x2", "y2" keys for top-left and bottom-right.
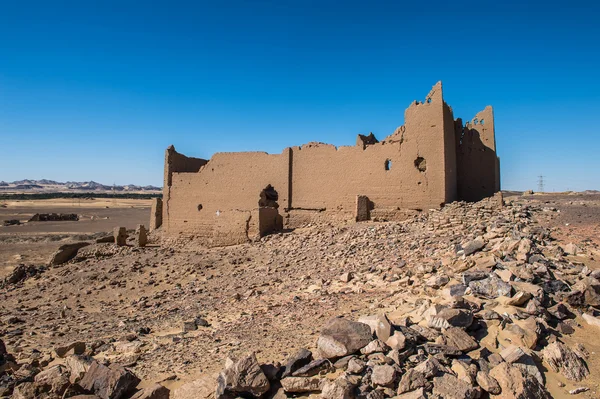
[
  {"x1": 54, "y1": 341, "x2": 86, "y2": 357},
  {"x1": 216, "y1": 353, "x2": 270, "y2": 398},
  {"x1": 371, "y1": 365, "x2": 397, "y2": 386},
  {"x1": 291, "y1": 359, "x2": 331, "y2": 377},
  {"x1": 397, "y1": 369, "x2": 428, "y2": 394},
  {"x1": 281, "y1": 348, "x2": 312, "y2": 377},
  {"x1": 11, "y1": 382, "x2": 39, "y2": 399},
  {"x1": 360, "y1": 339, "x2": 389, "y2": 355},
  {"x1": 321, "y1": 376, "x2": 356, "y2": 399},
  {"x1": 394, "y1": 387, "x2": 426, "y2": 399},
  {"x1": 347, "y1": 358, "x2": 366, "y2": 374},
  {"x1": 130, "y1": 384, "x2": 170, "y2": 399},
  {"x1": 476, "y1": 370, "x2": 501, "y2": 394},
  {"x1": 497, "y1": 317, "x2": 539, "y2": 349},
  {"x1": 78, "y1": 361, "x2": 141, "y2": 399},
  {"x1": 489, "y1": 362, "x2": 551, "y2": 399},
  {"x1": 397, "y1": 357, "x2": 449, "y2": 394},
  {"x1": 542, "y1": 342, "x2": 589, "y2": 382},
  {"x1": 451, "y1": 359, "x2": 477, "y2": 385},
  {"x1": 65, "y1": 354, "x2": 94, "y2": 384},
  {"x1": 280, "y1": 377, "x2": 323, "y2": 393},
  {"x1": 385, "y1": 330, "x2": 406, "y2": 351},
  {"x1": 171, "y1": 376, "x2": 213, "y2": 399},
  {"x1": 442, "y1": 327, "x2": 478, "y2": 352},
  {"x1": 432, "y1": 373, "x2": 476, "y2": 399},
  {"x1": 462, "y1": 237, "x2": 485, "y2": 256},
  {"x1": 504, "y1": 291, "x2": 532, "y2": 307},
  {"x1": 357, "y1": 314, "x2": 393, "y2": 342},
  {"x1": 499, "y1": 346, "x2": 544, "y2": 385},
  {"x1": 34, "y1": 364, "x2": 70, "y2": 395},
  {"x1": 317, "y1": 318, "x2": 373, "y2": 358},
  {"x1": 428, "y1": 308, "x2": 473, "y2": 330},
  {"x1": 469, "y1": 274, "x2": 512, "y2": 299},
  {"x1": 49, "y1": 242, "x2": 90, "y2": 266}
]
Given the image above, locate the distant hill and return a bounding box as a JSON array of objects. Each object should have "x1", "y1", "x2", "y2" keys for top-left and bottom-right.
[{"x1": 0, "y1": 180, "x2": 161, "y2": 192}]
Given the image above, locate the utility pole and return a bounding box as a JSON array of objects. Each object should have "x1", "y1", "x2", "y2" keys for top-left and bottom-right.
[{"x1": 537, "y1": 175, "x2": 545, "y2": 193}]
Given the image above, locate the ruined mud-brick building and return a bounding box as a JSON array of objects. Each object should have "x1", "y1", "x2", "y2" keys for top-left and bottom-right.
[{"x1": 155, "y1": 82, "x2": 500, "y2": 246}]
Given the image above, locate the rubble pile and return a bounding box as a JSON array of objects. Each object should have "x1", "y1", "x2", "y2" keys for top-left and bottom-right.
[{"x1": 1, "y1": 196, "x2": 600, "y2": 398}]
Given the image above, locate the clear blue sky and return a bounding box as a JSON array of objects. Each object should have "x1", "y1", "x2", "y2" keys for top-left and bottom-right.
[{"x1": 1, "y1": 1, "x2": 599, "y2": 191}]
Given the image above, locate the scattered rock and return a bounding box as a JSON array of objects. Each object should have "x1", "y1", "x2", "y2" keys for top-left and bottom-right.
[
  {"x1": 216, "y1": 353, "x2": 270, "y2": 398},
  {"x1": 462, "y1": 237, "x2": 485, "y2": 256},
  {"x1": 371, "y1": 365, "x2": 397, "y2": 386},
  {"x1": 476, "y1": 370, "x2": 501, "y2": 395},
  {"x1": 442, "y1": 327, "x2": 478, "y2": 352},
  {"x1": 428, "y1": 308, "x2": 473, "y2": 329},
  {"x1": 78, "y1": 360, "x2": 140, "y2": 399},
  {"x1": 317, "y1": 318, "x2": 373, "y2": 358},
  {"x1": 280, "y1": 377, "x2": 323, "y2": 393},
  {"x1": 432, "y1": 373, "x2": 477, "y2": 399},
  {"x1": 489, "y1": 362, "x2": 551, "y2": 399},
  {"x1": 469, "y1": 274, "x2": 512, "y2": 298},
  {"x1": 130, "y1": 384, "x2": 170, "y2": 399},
  {"x1": 357, "y1": 314, "x2": 393, "y2": 342},
  {"x1": 542, "y1": 342, "x2": 589, "y2": 381}
]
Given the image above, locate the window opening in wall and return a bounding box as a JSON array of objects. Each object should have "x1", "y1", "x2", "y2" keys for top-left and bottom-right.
[
  {"x1": 426, "y1": 98, "x2": 432, "y2": 103},
  {"x1": 414, "y1": 157, "x2": 426, "y2": 172},
  {"x1": 480, "y1": 119, "x2": 485, "y2": 125},
  {"x1": 384, "y1": 159, "x2": 392, "y2": 171},
  {"x1": 197, "y1": 204, "x2": 203, "y2": 211}
]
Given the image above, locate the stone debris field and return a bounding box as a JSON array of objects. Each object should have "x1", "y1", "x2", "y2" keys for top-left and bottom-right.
[{"x1": 1, "y1": 192, "x2": 600, "y2": 399}]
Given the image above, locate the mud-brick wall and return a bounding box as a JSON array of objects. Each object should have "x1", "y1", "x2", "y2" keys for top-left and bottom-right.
[
  {"x1": 288, "y1": 82, "x2": 457, "y2": 214},
  {"x1": 165, "y1": 149, "x2": 290, "y2": 238},
  {"x1": 455, "y1": 106, "x2": 500, "y2": 202}
]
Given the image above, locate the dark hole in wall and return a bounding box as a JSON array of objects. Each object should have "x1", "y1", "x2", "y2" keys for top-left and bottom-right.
[
  {"x1": 384, "y1": 159, "x2": 392, "y2": 171},
  {"x1": 259, "y1": 184, "x2": 279, "y2": 208},
  {"x1": 414, "y1": 157, "x2": 426, "y2": 172},
  {"x1": 197, "y1": 204, "x2": 203, "y2": 211}
]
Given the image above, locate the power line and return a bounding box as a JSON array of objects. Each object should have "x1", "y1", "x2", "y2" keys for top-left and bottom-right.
[{"x1": 537, "y1": 175, "x2": 545, "y2": 193}]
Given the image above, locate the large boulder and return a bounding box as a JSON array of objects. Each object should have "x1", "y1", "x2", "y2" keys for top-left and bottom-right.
[
  {"x1": 33, "y1": 364, "x2": 70, "y2": 396},
  {"x1": 542, "y1": 342, "x2": 589, "y2": 381},
  {"x1": 281, "y1": 348, "x2": 312, "y2": 378},
  {"x1": 215, "y1": 353, "x2": 270, "y2": 399},
  {"x1": 317, "y1": 318, "x2": 373, "y2": 358},
  {"x1": 442, "y1": 327, "x2": 478, "y2": 352},
  {"x1": 321, "y1": 375, "x2": 356, "y2": 399},
  {"x1": 78, "y1": 361, "x2": 140, "y2": 399},
  {"x1": 280, "y1": 377, "x2": 323, "y2": 393},
  {"x1": 497, "y1": 318, "x2": 539, "y2": 350},
  {"x1": 371, "y1": 365, "x2": 397, "y2": 386},
  {"x1": 469, "y1": 274, "x2": 512, "y2": 299},
  {"x1": 489, "y1": 362, "x2": 551, "y2": 399},
  {"x1": 49, "y1": 242, "x2": 90, "y2": 266},
  {"x1": 428, "y1": 308, "x2": 473, "y2": 330},
  {"x1": 432, "y1": 373, "x2": 477, "y2": 399},
  {"x1": 65, "y1": 355, "x2": 94, "y2": 384}
]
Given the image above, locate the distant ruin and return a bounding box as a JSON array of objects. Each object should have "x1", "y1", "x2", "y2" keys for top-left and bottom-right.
[{"x1": 154, "y1": 82, "x2": 500, "y2": 246}]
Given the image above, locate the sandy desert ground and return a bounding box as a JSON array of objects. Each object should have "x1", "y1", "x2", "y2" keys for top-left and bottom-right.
[
  {"x1": 1, "y1": 193, "x2": 600, "y2": 399},
  {"x1": 0, "y1": 198, "x2": 152, "y2": 276}
]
